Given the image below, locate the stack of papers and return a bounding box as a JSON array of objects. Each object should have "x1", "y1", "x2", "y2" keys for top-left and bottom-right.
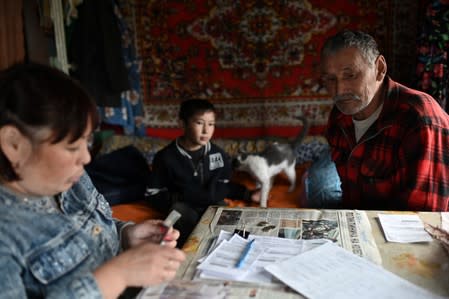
[
  {"x1": 194, "y1": 229, "x2": 444, "y2": 299},
  {"x1": 195, "y1": 230, "x2": 329, "y2": 283}
]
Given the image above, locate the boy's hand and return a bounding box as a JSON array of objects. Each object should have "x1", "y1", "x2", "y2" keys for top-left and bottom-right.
[{"x1": 250, "y1": 189, "x2": 261, "y2": 203}]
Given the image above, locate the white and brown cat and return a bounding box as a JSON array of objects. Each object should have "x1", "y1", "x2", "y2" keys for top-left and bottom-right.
[{"x1": 233, "y1": 116, "x2": 309, "y2": 208}]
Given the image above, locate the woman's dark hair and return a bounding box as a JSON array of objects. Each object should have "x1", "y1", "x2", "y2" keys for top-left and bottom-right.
[
  {"x1": 178, "y1": 98, "x2": 216, "y2": 124},
  {"x1": 0, "y1": 62, "x2": 99, "y2": 181}
]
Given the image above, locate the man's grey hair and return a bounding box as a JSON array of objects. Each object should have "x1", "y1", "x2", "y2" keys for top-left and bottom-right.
[{"x1": 320, "y1": 30, "x2": 380, "y2": 66}]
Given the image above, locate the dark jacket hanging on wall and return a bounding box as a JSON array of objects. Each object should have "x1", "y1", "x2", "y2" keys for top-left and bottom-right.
[
  {"x1": 68, "y1": 0, "x2": 129, "y2": 107},
  {"x1": 85, "y1": 145, "x2": 151, "y2": 205}
]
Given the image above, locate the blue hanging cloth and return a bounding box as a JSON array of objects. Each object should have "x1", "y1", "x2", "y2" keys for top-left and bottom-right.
[{"x1": 98, "y1": 0, "x2": 146, "y2": 136}]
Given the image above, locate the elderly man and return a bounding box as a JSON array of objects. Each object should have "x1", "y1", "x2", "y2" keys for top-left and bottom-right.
[{"x1": 307, "y1": 30, "x2": 449, "y2": 212}]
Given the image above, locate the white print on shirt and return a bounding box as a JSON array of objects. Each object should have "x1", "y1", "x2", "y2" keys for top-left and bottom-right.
[{"x1": 209, "y1": 153, "x2": 224, "y2": 170}]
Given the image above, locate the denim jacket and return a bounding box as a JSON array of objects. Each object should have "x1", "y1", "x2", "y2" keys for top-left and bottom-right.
[{"x1": 0, "y1": 173, "x2": 126, "y2": 298}]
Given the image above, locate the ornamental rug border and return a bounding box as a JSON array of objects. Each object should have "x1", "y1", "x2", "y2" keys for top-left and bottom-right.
[
  {"x1": 134, "y1": 0, "x2": 385, "y2": 101},
  {"x1": 143, "y1": 96, "x2": 333, "y2": 129}
]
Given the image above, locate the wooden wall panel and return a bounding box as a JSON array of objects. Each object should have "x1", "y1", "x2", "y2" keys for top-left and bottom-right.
[{"x1": 0, "y1": 0, "x2": 25, "y2": 70}]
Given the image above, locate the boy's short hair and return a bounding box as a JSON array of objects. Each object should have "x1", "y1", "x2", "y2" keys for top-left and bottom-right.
[{"x1": 179, "y1": 98, "x2": 216, "y2": 123}]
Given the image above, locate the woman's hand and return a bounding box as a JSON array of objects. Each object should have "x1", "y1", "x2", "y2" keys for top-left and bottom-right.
[
  {"x1": 122, "y1": 220, "x2": 180, "y2": 249},
  {"x1": 94, "y1": 242, "x2": 186, "y2": 299}
]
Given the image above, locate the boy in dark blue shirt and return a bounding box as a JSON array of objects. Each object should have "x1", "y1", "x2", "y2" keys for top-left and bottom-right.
[{"x1": 146, "y1": 99, "x2": 259, "y2": 247}]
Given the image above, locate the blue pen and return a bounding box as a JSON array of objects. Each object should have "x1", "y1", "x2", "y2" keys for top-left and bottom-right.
[{"x1": 235, "y1": 239, "x2": 255, "y2": 268}]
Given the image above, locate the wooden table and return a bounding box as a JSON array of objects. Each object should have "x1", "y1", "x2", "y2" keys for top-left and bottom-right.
[{"x1": 177, "y1": 206, "x2": 449, "y2": 298}]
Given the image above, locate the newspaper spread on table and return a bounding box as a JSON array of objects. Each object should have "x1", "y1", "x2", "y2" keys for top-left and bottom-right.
[
  {"x1": 207, "y1": 207, "x2": 381, "y2": 264},
  {"x1": 136, "y1": 279, "x2": 304, "y2": 299},
  {"x1": 138, "y1": 207, "x2": 382, "y2": 299}
]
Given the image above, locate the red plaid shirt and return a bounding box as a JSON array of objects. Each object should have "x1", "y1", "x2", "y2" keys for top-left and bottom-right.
[{"x1": 326, "y1": 78, "x2": 449, "y2": 211}]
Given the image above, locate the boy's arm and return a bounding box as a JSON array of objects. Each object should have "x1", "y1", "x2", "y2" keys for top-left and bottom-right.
[
  {"x1": 217, "y1": 153, "x2": 254, "y2": 201},
  {"x1": 181, "y1": 152, "x2": 254, "y2": 205},
  {"x1": 226, "y1": 181, "x2": 253, "y2": 201},
  {"x1": 146, "y1": 152, "x2": 179, "y2": 212},
  {"x1": 178, "y1": 161, "x2": 231, "y2": 206},
  {"x1": 148, "y1": 149, "x2": 251, "y2": 207},
  {"x1": 147, "y1": 150, "x2": 218, "y2": 208}
]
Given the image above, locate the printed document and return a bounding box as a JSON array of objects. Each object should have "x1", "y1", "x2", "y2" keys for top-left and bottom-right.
[
  {"x1": 265, "y1": 242, "x2": 444, "y2": 299},
  {"x1": 378, "y1": 213, "x2": 432, "y2": 243},
  {"x1": 197, "y1": 234, "x2": 264, "y2": 280},
  {"x1": 197, "y1": 232, "x2": 329, "y2": 283}
]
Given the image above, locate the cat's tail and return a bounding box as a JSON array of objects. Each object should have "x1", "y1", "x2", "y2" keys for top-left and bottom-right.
[{"x1": 290, "y1": 116, "x2": 309, "y2": 150}]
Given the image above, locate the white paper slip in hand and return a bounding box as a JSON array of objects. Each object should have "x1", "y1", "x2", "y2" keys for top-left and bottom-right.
[{"x1": 378, "y1": 213, "x2": 432, "y2": 243}]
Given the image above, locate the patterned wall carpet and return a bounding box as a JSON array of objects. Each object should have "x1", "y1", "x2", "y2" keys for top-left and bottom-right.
[{"x1": 118, "y1": 0, "x2": 420, "y2": 138}]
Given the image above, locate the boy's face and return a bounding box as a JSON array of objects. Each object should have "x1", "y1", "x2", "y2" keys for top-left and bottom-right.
[{"x1": 182, "y1": 111, "x2": 216, "y2": 150}]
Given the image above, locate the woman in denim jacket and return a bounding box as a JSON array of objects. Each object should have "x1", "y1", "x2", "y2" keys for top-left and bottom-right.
[{"x1": 0, "y1": 63, "x2": 185, "y2": 299}]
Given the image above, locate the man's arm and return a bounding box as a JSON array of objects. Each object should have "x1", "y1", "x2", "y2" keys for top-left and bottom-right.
[{"x1": 399, "y1": 124, "x2": 449, "y2": 211}]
